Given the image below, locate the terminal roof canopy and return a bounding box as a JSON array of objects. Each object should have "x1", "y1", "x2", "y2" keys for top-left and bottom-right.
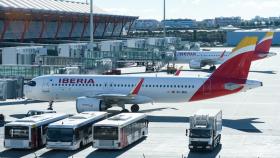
[
  {"x1": 0, "y1": 0, "x2": 138, "y2": 22},
  {"x1": 0, "y1": 0, "x2": 106, "y2": 14}
]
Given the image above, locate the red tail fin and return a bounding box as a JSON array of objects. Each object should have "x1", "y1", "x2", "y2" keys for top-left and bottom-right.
[
  {"x1": 190, "y1": 37, "x2": 258, "y2": 101},
  {"x1": 174, "y1": 66, "x2": 183, "y2": 76},
  {"x1": 211, "y1": 37, "x2": 257, "y2": 80},
  {"x1": 255, "y1": 32, "x2": 274, "y2": 53}
]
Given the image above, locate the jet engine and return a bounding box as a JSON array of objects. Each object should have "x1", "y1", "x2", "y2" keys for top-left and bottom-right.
[
  {"x1": 189, "y1": 60, "x2": 204, "y2": 69},
  {"x1": 76, "y1": 97, "x2": 106, "y2": 113}
]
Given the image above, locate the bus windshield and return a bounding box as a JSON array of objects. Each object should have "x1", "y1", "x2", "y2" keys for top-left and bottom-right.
[
  {"x1": 47, "y1": 128, "x2": 74, "y2": 142},
  {"x1": 190, "y1": 129, "x2": 211, "y2": 138},
  {"x1": 94, "y1": 126, "x2": 118, "y2": 140},
  {"x1": 5, "y1": 126, "x2": 29, "y2": 140}
]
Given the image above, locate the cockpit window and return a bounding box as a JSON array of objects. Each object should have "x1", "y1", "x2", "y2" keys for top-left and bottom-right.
[{"x1": 27, "y1": 81, "x2": 36, "y2": 87}]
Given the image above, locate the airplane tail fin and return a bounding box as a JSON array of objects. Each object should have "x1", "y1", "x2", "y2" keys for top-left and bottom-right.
[
  {"x1": 255, "y1": 32, "x2": 274, "y2": 53},
  {"x1": 190, "y1": 37, "x2": 258, "y2": 101},
  {"x1": 174, "y1": 66, "x2": 184, "y2": 76},
  {"x1": 211, "y1": 36, "x2": 258, "y2": 80}
]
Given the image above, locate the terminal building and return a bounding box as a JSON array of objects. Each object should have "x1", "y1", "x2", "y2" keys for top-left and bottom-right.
[
  {"x1": 227, "y1": 30, "x2": 280, "y2": 46},
  {"x1": 215, "y1": 17, "x2": 242, "y2": 27},
  {"x1": 162, "y1": 19, "x2": 197, "y2": 29},
  {"x1": 0, "y1": 0, "x2": 138, "y2": 42}
]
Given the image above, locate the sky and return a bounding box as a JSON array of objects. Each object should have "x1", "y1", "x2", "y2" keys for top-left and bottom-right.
[{"x1": 77, "y1": 0, "x2": 280, "y2": 20}]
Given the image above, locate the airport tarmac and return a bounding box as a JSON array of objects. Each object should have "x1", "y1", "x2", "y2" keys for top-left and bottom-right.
[{"x1": 0, "y1": 48, "x2": 279, "y2": 158}]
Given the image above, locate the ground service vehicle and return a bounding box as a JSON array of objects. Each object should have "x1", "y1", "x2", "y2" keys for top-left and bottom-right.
[
  {"x1": 93, "y1": 113, "x2": 148, "y2": 149},
  {"x1": 187, "y1": 109, "x2": 222, "y2": 151},
  {"x1": 4, "y1": 113, "x2": 68, "y2": 149},
  {"x1": 46, "y1": 112, "x2": 108, "y2": 150}
]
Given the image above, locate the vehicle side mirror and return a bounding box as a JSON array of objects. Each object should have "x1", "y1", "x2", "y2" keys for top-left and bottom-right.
[{"x1": 186, "y1": 129, "x2": 188, "y2": 136}]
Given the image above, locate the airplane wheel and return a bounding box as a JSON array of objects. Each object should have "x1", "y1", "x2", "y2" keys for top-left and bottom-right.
[{"x1": 131, "y1": 104, "x2": 140, "y2": 112}]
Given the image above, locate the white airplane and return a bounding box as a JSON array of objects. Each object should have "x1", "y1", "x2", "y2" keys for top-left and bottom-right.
[
  {"x1": 176, "y1": 32, "x2": 276, "y2": 71},
  {"x1": 24, "y1": 37, "x2": 262, "y2": 113}
]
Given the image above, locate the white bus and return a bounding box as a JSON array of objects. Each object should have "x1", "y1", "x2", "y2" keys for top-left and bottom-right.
[
  {"x1": 46, "y1": 112, "x2": 108, "y2": 150},
  {"x1": 93, "y1": 113, "x2": 148, "y2": 149},
  {"x1": 4, "y1": 113, "x2": 69, "y2": 149}
]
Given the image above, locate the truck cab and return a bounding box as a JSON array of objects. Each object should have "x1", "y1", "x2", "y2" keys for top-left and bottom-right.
[{"x1": 187, "y1": 109, "x2": 222, "y2": 151}]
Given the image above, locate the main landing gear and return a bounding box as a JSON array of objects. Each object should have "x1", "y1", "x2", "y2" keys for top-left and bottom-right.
[
  {"x1": 209, "y1": 65, "x2": 216, "y2": 71},
  {"x1": 47, "y1": 101, "x2": 54, "y2": 110},
  {"x1": 120, "y1": 104, "x2": 140, "y2": 113}
]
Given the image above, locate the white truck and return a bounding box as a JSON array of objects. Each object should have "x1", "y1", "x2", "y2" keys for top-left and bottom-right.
[{"x1": 187, "y1": 109, "x2": 222, "y2": 151}]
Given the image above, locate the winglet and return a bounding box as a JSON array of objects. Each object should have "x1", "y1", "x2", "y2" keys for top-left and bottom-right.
[
  {"x1": 174, "y1": 66, "x2": 184, "y2": 76},
  {"x1": 130, "y1": 78, "x2": 144, "y2": 95}
]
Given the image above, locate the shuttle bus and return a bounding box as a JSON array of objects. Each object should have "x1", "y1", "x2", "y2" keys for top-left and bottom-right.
[
  {"x1": 46, "y1": 112, "x2": 108, "y2": 150},
  {"x1": 4, "y1": 113, "x2": 69, "y2": 149},
  {"x1": 93, "y1": 113, "x2": 148, "y2": 149}
]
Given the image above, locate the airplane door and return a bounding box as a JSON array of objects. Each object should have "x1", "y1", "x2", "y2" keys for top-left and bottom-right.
[
  {"x1": 203, "y1": 80, "x2": 211, "y2": 96},
  {"x1": 42, "y1": 79, "x2": 50, "y2": 92}
]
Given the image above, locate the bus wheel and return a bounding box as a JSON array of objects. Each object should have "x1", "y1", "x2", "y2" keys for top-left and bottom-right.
[
  {"x1": 80, "y1": 142, "x2": 84, "y2": 148},
  {"x1": 131, "y1": 104, "x2": 140, "y2": 112},
  {"x1": 121, "y1": 109, "x2": 129, "y2": 113}
]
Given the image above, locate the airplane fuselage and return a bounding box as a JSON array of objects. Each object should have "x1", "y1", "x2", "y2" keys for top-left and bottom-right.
[
  {"x1": 24, "y1": 74, "x2": 261, "y2": 105},
  {"x1": 24, "y1": 75, "x2": 206, "y2": 103},
  {"x1": 175, "y1": 50, "x2": 230, "y2": 64}
]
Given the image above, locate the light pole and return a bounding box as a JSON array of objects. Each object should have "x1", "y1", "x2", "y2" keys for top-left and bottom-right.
[
  {"x1": 90, "y1": 0, "x2": 94, "y2": 45},
  {"x1": 163, "y1": 0, "x2": 166, "y2": 37}
]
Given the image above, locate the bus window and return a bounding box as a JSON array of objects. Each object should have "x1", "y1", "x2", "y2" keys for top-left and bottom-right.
[
  {"x1": 94, "y1": 126, "x2": 118, "y2": 140},
  {"x1": 5, "y1": 126, "x2": 29, "y2": 139},
  {"x1": 47, "y1": 128, "x2": 74, "y2": 142}
]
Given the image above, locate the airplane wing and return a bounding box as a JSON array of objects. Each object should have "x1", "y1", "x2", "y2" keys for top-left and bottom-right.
[
  {"x1": 95, "y1": 93, "x2": 136, "y2": 100},
  {"x1": 92, "y1": 78, "x2": 146, "y2": 104}
]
